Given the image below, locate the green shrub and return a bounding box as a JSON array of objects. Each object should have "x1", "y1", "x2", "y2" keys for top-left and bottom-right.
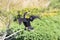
[{"x1": 10, "y1": 14, "x2": 60, "y2": 40}]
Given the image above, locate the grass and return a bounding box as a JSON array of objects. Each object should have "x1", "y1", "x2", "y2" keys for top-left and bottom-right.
[
  {"x1": 9, "y1": 13, "x2": 60, "y2": 40},
  {"x1": 0, "y1": 0, "x2": 60, "y2": 39},
  {"x1": 0, "y1": 8, "x2": 60, "y2": 40}
]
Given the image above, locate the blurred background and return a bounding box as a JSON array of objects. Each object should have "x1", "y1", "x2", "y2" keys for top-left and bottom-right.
[{"x1": 0, "y1": 0, "x2": 60, "y2": 40}]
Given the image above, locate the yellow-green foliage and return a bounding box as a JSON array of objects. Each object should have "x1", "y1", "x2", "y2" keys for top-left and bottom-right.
[
  {"x1": 0, "y1": 7, "x2": 60, "y2": 40},
  {"x1": 9, "y1": 8, "x2": 60, "y2": 18},
  {"x1": 10, "y1": 13, "x2": 60, "y2": 40}
]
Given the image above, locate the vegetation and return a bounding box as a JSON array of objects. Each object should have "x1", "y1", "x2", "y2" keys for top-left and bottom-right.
[
  {"x1": 9, "y1": 13, "x2": 60, "y2": 40},
  {"x1": 0, "y1": 0, "x2": 60, "y2": 40}
]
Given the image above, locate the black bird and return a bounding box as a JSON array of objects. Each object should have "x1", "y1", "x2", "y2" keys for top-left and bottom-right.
[{"x1": 14, "y1": 12, "x2": 40, "y2": 30}]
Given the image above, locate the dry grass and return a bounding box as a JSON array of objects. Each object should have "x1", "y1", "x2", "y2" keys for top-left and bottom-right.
[{"x1": 0, "y1": 0, "x2": 50, "y2": 10}]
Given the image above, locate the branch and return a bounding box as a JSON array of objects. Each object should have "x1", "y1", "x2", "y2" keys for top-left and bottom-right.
[{"x1": 5, "y1": 29, "x2": 23, "y2": 39}]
